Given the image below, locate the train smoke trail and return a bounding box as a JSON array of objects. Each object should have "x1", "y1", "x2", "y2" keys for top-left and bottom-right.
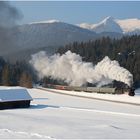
[
  {"x1": 30, "y1": 51, "x2": 133, "y2": 87},
  {"x1": 95, "y1": 56, "x2": 133, "y2": 87},
  {"x1": 0, "y1": 1, "x2": 22, "y2": 56},
  {"x1": 0, "y1": 1, "x2": 22, "y2": 27}
]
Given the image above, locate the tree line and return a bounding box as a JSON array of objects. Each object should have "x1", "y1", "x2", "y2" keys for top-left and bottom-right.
[
  {"x1": 1, "y1": 35, "x2": 140, "y2": 88},
  {"x1": 0, "y1": 58, "x2": 35, "y2": 88},
  {"x1": 57, "y1": 35, "x2": 140, "y2": 88}
]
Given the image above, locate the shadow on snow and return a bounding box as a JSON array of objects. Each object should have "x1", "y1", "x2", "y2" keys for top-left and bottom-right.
[{"x1": 30, "y1": 104, "x2": 60, "y2": 109}]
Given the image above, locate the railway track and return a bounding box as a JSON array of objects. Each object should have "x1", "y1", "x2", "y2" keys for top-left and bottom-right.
[{"x1": 37, "y1": 87, "x2": 140, "y2": 106}]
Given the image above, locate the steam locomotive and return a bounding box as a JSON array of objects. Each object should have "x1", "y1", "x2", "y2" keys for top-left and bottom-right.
[{"x1": 43, "y1": 84, "x2": 135, "y2": 96}]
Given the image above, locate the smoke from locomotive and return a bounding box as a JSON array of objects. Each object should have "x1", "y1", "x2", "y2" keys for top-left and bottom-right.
[
  {"x1": 0, "y1": 1, "x2": 23, "y2": 56},
  {"x1": 30, "y1": 51, "x2": 133, "y2": 87}
]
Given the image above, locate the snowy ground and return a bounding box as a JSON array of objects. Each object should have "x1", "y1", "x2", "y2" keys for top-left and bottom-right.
[
  {"x1": 39, "y1": 87, "x2": 140, "y2": 105},
  {"x1": 0, "y1": 87, "x2": 140, "y2": 139}
]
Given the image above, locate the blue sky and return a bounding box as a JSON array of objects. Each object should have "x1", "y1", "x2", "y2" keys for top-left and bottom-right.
[{"x1": 10, "y1": 1, "x2": 140, "y2": 25}]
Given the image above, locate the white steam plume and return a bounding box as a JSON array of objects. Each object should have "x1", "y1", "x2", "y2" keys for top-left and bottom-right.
[
  {"x1": 30, "y1": 51, "x2": 133, "y2": 87},
  {"x1": 95, "y1": 56, "x2": 133, "y2": 87}
]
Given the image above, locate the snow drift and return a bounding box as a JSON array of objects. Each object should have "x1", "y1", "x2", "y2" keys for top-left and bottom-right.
[{"x1": 30, "y1": 51, "x2": 133, "y2": 87}]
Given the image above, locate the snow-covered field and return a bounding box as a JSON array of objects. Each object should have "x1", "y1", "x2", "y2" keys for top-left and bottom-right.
[
  {"x1": 0, "y1": 87, "x2": 140, "y2": 139},
  {"x1": 40, "y1": 87, "x2": 140, "y2": 105}
]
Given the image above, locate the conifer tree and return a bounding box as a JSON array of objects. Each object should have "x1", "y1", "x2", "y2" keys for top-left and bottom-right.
[
  {"x1": 2, "y1": 65, "x2": 10, "y2": 86},
  {"x1": 19, "y1": 72, "x2": 33, "y2": 88}
]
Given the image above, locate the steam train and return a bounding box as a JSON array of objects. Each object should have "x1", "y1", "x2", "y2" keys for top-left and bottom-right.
[{"x1": 43, "y1": 84, "x2": 135, "y2": 96}]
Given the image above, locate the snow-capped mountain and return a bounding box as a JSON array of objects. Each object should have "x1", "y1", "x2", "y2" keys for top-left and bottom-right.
[
  {"x1": 2, "y1": 17, "x2": 140, "y2": 62},
  {"x1": 2, "y1": 20, "x2": 123, "y2": 62},
  {"x1": 116, "y1": 18, "x2": 140, "y2": 34},
  {"x1": 79, "y1": 17, "x2": 123, "y2": 33},
  {"x1": 78, "y1": 16, "x2": 140, "y2": 35},
  {"x1": 2, "y1": 20, "x2": 98, "y2": 62},
  {"x1": 16, "y1": 21, "x2": 97, "y2": 51}
]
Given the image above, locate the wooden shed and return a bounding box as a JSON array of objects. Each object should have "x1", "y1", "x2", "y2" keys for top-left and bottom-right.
[{"x1": 0, "y1": 88, "x2": 33, "y2": 110}]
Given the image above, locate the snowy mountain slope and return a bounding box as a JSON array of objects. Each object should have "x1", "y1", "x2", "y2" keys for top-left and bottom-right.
[
  {"x1": 91, "y1": 16, "x2": 123, "y2": 33},
  {"x1": 1, "y1": 20, "x2": 122, "y2": 62},
  {"x1": 1, "y1": 18, "x2": 140, "y2": 62},
  {"x1": 15, "y1": 21, "x2": 97, "y2": 50},
  {"x1": 0, "y1": 21, "x2": 99, "y2": 61},
  {"x1": 15, "y1": 19, "x2": 123, "y2": 51},
  {"x1": 116, "y1": 18, "x2": 140, "y2": 34},
  {"x1": 29, "y1": 19, "x2": 60, "y2": 24},
  {"x1": 78, "y1": 17, "x2": 140, "y2": 34},
  {"x1": 78, "y1": 16, "x2": 123, "y2": 33}
]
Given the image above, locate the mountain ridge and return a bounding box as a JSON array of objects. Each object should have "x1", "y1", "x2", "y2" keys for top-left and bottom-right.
[
  {"x1": 1, "y1": 17, "x2": 139, "y2": 62},
  {"x1": 78, "y1": 16, "x2": 140, "y2": 34}
]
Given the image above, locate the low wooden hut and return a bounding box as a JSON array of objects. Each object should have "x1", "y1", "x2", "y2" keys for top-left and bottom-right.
[{"x1": 0, "y1": 88, "x2": 33, "y2": 110}]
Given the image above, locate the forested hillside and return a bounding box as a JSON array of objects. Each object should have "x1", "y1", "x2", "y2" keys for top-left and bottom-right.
[
  {"x1": 57, "y1": 35, "x2": 140, "y2": 88},
  {"x1": 0, "y1": 35, "x2": 140, "y2": 88},
  {"x1": 0, "y1": 58, "x2": 35, "y2": 88}
]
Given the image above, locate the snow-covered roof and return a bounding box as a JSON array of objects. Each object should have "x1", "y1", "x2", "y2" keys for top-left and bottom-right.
[{"x1": 0, "y1": 89, "x2": 33, "y2": 102}]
